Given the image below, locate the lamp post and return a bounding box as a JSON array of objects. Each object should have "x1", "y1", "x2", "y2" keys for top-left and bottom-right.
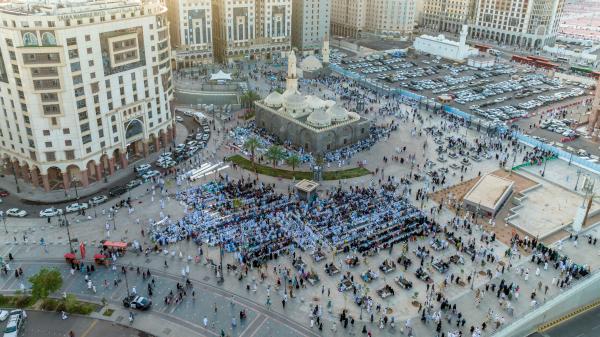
[
  {"x1": 7, "y1": 161, "x2": 20, "y2": 194},
  {"x1": 71, "y1": 176, "x2": 79, "y2": 200},
  {"x1": 102, "y1": 147, "x2": 108, "y2": 183},
  {"x1": 62, "y1": 211, "x2": 74, "y2": 253},
  {"x1": 124, "y1": 268, "x2": 131, "y2": 298},
  {"x1": 111, "y1": 209, "x2": 116, "y2": 230},
  {"x1": 0, "y1": 211, "x2": 6, "y2": 234}
]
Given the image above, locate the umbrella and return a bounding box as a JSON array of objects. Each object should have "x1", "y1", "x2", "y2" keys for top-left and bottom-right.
[
  {"x1": 64, "y1": 253, "x2": 76, "y2": 259},
  {"x1": 93, "y1": 254, "x2": 106, "y2": 259}
]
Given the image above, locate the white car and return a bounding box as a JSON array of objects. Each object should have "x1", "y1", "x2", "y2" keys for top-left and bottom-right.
[
  {"x1": 0, "y1": 310, "x2": 8, "y2": 321},
  {"x1": 5, "y1": 208, "x2": 27, "y2": 217},
  {"x1": 141, "y1": 170, "x2": 160, "y2": 180},
  {"x1": 65, "y1": 203, "x2": 89, "y2": 213},
  {"x1": 89, "y1": 195, "x2": 108, "y2": 205},
  {"x1": 39, "y1": 208, "x2": 62, "y2": 217},
  {"x1": 175, "y1": 116, "x2": 184, "y2": 122},
  {"x1": 135, "y1": 164, "x2": 152, "y2": 173}
]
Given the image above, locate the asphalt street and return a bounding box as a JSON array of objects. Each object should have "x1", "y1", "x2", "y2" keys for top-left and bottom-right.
[
  {"x1": 17, "y1": 310, "x2": 147, "y2": 337},
  {"x1": 542, "y1": 305, "x2": 600, "y2": 337}
]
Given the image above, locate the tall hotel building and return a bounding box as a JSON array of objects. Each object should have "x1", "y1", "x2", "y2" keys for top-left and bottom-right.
[
  {"x1": 167, "y1": 0, "x2": 213, "y2": 67},
  {"x1": 0, "y1": 0, "x2": 175, "y2": 192},
  {"x1": 211, "y1": 0, "x2": 292, "y2": 63}
]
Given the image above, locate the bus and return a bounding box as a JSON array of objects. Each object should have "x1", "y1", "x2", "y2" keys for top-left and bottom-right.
[{"x1": 570, "y1": 65, "x2": 594, "y2": 74}]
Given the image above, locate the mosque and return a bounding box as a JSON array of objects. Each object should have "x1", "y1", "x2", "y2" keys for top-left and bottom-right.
[{"x1": 254, "y1": 42, "x2": 371, "y2": 155}]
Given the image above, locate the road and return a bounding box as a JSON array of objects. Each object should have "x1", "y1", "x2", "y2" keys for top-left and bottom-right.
[
  {"x1": 0, "y1": 249, "x2": 318, "y2": 337},
  {"x1": 12, "y1": 310, "x2": 148, "y2": 337},
  {"x1": 541, "y1": 305, "x2": 600, "y2": 337}
]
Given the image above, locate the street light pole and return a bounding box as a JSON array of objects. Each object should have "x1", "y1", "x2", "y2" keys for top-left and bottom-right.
[
  {"x1": 9, "y1": 163, "x2": 20, "y2": 194},
  {"x1": 0, "y1": 212, "x2": 6, "y2": 234},
  {"x1": 72, "y1": 176, "x2": 79, "y2": 200},
  {"x1": 62, "y1": 211, "x2": 74, "y2": 253},
  {"x1": 111, "y1": 210, "x2": 116, "y2": 230}
]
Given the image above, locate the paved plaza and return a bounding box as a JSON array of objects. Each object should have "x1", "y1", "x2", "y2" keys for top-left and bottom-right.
[{"x1": 0, "y1": 55, "x2": 598, "y2": 337}]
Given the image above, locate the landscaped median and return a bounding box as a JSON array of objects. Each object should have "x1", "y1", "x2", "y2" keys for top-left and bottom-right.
[{"x1": 227, "y1": 155, "x2": 371, "y2": 180}]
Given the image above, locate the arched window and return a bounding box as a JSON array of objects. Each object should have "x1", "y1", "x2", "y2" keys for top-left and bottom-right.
[
  {"x1": 41, "y1": 32, "x2": 57, "y2": 46},
  {"x1": 23, "y1": 32, "x2": 38, "y2": 46}
]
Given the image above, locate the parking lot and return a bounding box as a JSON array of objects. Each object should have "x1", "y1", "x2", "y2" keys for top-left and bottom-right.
[{"x1": 331, "y1": 50, "x2": 592, "y2": 131}]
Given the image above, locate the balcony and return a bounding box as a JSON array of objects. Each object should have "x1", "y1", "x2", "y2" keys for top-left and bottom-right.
[
  {"x1": 31, "y1": 67, "x2": 59, "y2": 78},
  {"x1": 33, "y1": 79, "x2": 61, "y2": 91},
  {"x1": 23, "y1": 52, "x2": 61, "y2": 65}
]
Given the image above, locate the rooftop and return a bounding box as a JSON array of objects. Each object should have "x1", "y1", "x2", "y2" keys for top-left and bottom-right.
[
  {"x1": 463, "y1": 174, "x2": 514, "y2": 211},
  {"x1": 295, "y1": 179, "x2": 319, "y2": 193},
  {"x1": 0, "y1": 0, "x2": 142, "y2": 16}
]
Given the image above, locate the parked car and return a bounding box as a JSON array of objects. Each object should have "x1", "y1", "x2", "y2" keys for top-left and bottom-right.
[
  {"x1": 65, "y1": 203, "x2": 89, "y2": 213},
  {"x1": 4, "y1": 208, "x2": 27, "y2": 218},
  {"x1": 39, "y1": 208, "x2": 62, "y2": 217},
  {"x1": 141, "y1": 170, "x2": 160, "y2": 181},
  {"x1": 122, "y1": 295, "x2": 152, "y2": 310},
  {"x1": 126, "y1": 179, "x2": 142, "y2": 189},
  {"x1": 89, "y1": 195, "x2": 108, "y2": 205},
  {"x1": 0, "y1": 310, "x2": 8, "y2": 321},
  {"x1": 0, "y1": 189, "x2": 9, "y2": 197},
  {"x1": 3, "y1": 310, "x2": 26, "y2": 337},
  {"x1": 109, "y1": 186, "x2": 127, "y2": 197},
  {"x1": 175, "y1": 116, "x2": 184, "y2": 122},
  {"x1": 135, "y1": 164, "x2": 152, "y2": 173}
]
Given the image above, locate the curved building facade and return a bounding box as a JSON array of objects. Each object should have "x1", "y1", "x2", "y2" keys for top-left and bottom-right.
[{"x1": 0, "y1": 0, "x2": 175, "y2": 192}]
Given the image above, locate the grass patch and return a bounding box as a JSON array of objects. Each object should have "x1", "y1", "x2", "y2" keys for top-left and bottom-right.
[
  {"x1": 227, "y1": 155, "x2": 370, "y2": 180},
  {"x1": 0, "y1": 295, "x2": 35, "y2": 308},
  {"x1": 102, "y1": 308, "x2": 115, "y2": 317}
]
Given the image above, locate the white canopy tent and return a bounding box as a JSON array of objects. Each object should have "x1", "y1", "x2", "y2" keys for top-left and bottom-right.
[{"x1": 210, "y1": 70, "x2": 232, "y2": 81}]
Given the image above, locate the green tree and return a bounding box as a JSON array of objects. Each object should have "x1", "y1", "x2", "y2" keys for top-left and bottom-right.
[
  {"x1": 286, "y1": 154, "x2": 301, "y2": 175},
  {"x1": 265, "y1": 145, "x2": 285, "y2": 167},
  {"x1": 243, "y1": 137, "x2": 261, "y2": 169},
  {"x1": 241, "y1": 90, "x2": 261, "y2": 109},
  {"x1": 29, "y1": 268, "x2": 63, "y2": 300}
]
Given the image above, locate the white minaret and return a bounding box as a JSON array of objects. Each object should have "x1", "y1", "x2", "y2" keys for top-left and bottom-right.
[
  {"x1": 286, "y1": 50, "x2": 298, "y2": 92},
  {"x1": 322, "y1": 34, "x2": 330, "y2": 65},
  {"x1": 459, "y1": 24, "x2": 468, "y2": 48}
]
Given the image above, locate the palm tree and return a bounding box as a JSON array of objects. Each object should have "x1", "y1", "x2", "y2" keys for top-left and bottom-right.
[
  {"x1": 241, "y1": 90, "x2": 261, "y2": 109},
  {"x1": 243, "y1": 137, "x2": 261, "y2": 169},
  {"x1": 286, "y1": 154, "x2": 301, "y2": 176},
  {"x1": 266, "y1": 145, "x2": 285, "y2": 167}
]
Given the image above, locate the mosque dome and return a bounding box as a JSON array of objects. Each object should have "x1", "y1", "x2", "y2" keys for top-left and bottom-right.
[
  {"x1": 307, "y1": 107, "x2": 332, "y2": 128},
  {"x1": 328, "y1": 103, "x2": 349, "y2": 123},
  {"x1": 305, "y1": 95, "x2": 326, "y2": 110},
  {"x1": 300, "y1": 55, "x2": 323, "y2": 72},
  {"x1": 284, "y1": 91, "x2": 306, "y2": 108},
  {"x1": 264, "y1": 91, "x2": 283, "y2": 108}
]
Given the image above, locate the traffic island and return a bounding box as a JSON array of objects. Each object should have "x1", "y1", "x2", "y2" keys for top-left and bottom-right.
[{"x1": 226, "y1": 155, "x2": 371, "y2": 180}]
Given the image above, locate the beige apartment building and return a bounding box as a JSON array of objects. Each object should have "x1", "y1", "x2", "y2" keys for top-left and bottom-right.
[
  {"x1": 0, "y1": 0, "x2": 175, "y2": 192},
  {"x1": 167, "y1": 0, "x2": 213, "y2": 68},
  {"x1": 331, "y1": 0, "x2": 415, "y2": 38},
  {"x1": 471, "y1": 0, "x2": 565, "y2": 48},
  {"x1": 421, "y1": 0, "x2": 476, "y2": 33},
  {"x1": 211, "y1": 0, "x2": 292, "y2": 63}
]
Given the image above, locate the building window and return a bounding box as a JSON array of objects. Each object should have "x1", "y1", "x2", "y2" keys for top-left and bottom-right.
[
  {"x1": 65, "y1": 140, "x2": 72, "y2": 146},
  {"x1": 45, "y1": 152, "x2": 56, "y2": 161},
  {"x1": 65, "y1": 150, "x2": 75, "y2": 160},
  {"x1": 43, "y1": 130, "x2": 50, "y2": 136},
  {"x1": 63, "y1": 128, "x2": 70, "y2": 134}
]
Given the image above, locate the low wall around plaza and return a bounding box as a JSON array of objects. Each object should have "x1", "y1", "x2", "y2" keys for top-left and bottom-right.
[{"x1": 493, "y1": 271, "x2": 600, "y2": 337}]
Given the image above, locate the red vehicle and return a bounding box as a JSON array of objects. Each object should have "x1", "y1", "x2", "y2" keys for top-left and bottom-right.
[{"x1": 0, "y1": 189, "x2": 9, "y2": 197}]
